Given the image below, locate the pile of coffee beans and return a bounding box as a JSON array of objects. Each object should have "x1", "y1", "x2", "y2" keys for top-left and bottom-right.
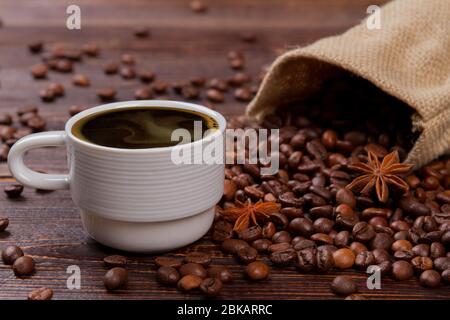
[
  {"x1": 154, "y1": 252, "x2": 233, "y2": 297},
  {"x1": 211, "y1": 76, "x2": 450, "y2": 298}
]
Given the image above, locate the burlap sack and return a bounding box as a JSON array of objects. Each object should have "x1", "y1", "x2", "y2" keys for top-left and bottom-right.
[{"x1": 246, "y1": 0, "x2": 450, "y2": 168}]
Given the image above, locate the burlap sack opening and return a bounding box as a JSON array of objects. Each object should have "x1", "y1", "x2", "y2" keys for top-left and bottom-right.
[{"x1": 246, "y1": 0, "x2": 450, "y2": 168}]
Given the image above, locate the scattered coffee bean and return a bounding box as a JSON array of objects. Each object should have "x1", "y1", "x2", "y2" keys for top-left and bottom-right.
[
  {"x1": 237, "y1": 246, "x2": 258, "y2": 264},
  {"x1": 419, "y1": 269, "x2": 441, "y2": 288},
  {"x1": 178, "y1": 275, "x2": 202, "y2": 291},
  {"x1": 48, "y1": 82, "x2": 65, "y2": 97},
  {"x1": 30, "y1": 63, "x2": 48, "y2": 79},
  {"x1": 4, "y1": 184, "x2": 24, "y2": 198},
  {"x1": 103, "y1": 255, "x2": 127, "y2": 268},
  {"x1": 154, "y1": 256, "x2": 183, "y2": 269},
  {"x1": 221, "y1": 239, "x2": 249, "y2": 254},
  {"x1": 391, "y1": 260, "x2": 414, "y2": 281},
  {"x1": 156, "y1": 266, "x2": 180, "y2": 286},
  {"x1": 200, "y1": 278, "x2": 223, "y2": 297},
  {"x1": 28, "y1": 287, "x2": 53, "y2": 300},
  {"x1": 190, "y1": 0, "x2": 207, "y2": 13},
  {"x1": 206, "y1": 89, "x2": 224, "y2": 103},
  {"x1": 245, "y1": 261, "x2": 269, "y2": 281},
  {"x1": 27, "y1": 116, "x2": 46, "y2": 132},
  {"x1": 69, "y1": 105, "x2": 88, "y2": 116},
  {"x1": 207, "y1": 266, "x2": 233, "y2": 283},
  {"x1": 2, "y1": 245, "x2": 24, "y2": 265},
  {"x1": 28, "y1": 41, "x2": 43, "y2": 54},
  {"x1": 82, "y1": 43, "x2": 100, "y2": 57},
  {"x1": 103, "y1": 267, "x2": 128, "y2": 290},
  {"x1": 121, "y1": 53, "x2": 135, "y2": 65},
  {"x1": 103, "y1": 61, "x2": 119, "y2": 75},
  {"x1": 139, "y1": 70, "x2": 155, "y2": 83},
  {"x1": 0, "y1": 218, "x2": 9, "y2": 232},
  {"x1": 72, "y1": 74, "x2": 90, "y2": 87},
  {"x1": 134, "y1": 87, "x2": 153, "y2": 100},
  {"x1": 333, "y1": 248, "x2": 355, "y2": 269},
  {"x1": 13, "y1": 255, "x2": 35, "y2": 276},
  {"x1": 97, "y1": 88, "x2": 116, "y2": 101},
  {"x1": 184, "y1": 252, "x2": 211, "y2": 266},
  {"x1": 179, "y1": 263, "x2": 207, "y2": 279},
  {"x1": 134, "y1": 27, "x2": 150, "y2": 38},
  {"x1": 120, "y1": 66, "x2": 136, "y2": 79},
  {"x1": 330, "y1": 276, "x2": 357, "y2": 296}
]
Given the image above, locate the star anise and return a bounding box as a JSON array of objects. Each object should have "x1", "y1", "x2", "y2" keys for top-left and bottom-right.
[
  {"x1": 346, "y1": 150, "x2": 413, "y2": 203},
  {"x1": 219, "y1": 200, "x2": 281, "y2": 232}
]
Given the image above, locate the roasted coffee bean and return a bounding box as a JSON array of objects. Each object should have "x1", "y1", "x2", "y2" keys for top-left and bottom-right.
[
  {"x1": 134, "y1": 87, "x2": 153, "y2": 100},
  {"x1": 252, "y1": 239, "x2": 272, "y2": 252},
  {"x1": 411, "y1": 256, "x2": 433, "y2": 272},
  {"x1": 97, "y1": 88, "x2": 116, "y2": 101},
  {"x1": 157, "y1": 266, "x2": 180, "y2": 286},
  {"x1": 270, "y1": 213, "x2": 289, "y2": 230},
  {"x1": 316, "y1": 247, "x2": 335, "y2": 272},
  {"x1": 2, "y1": 245, "x2": 24, "y2": 265},
  {"x1": 28, "y1": 287, "x2": 53, "y2": 300},
  {"x1": 352, "y1": 222, "x2": 376, "y2": 242},
  {"x1": 310, "y1": 205, "x2": 333, "y2": 219},
  {"x1": 272, "y1": 231, "x2": 292, "y2": 244},
  {"x1": 82, "y1": 43, "x2": 99, "y2": 56},
  {"x1": 104, "y1": 61, "x2": 119, "y2": 74},
  {"x1": 69, "y1": 105, "x2": 88, "y2": 116},
  {"x1": 441, "y1": 269, "x2": 450, "y2": 284},
  {"x1": 270, "y1": 248, "x2": 296, "y2": 266},
  {"x1": 289, "y1": 217, "x2": 314, "y2": 237},
  {"x1": 28, "y1": 41, "x2": 43, "y2": 54},
  {"x1": 30, "y1": 63, "x2": 48, "y2": 79},
  {"x1": 206, "y1": 89, "x2": 224, "y2": 103},
  {"x1": 371, "y1": 233, "x2": 394, "y2": 251},
  {"x1": 56, "y1": 59, "x2": 73, "y2": 72},
  {"x1": 39, "y1": 87, "x2": 55, "y2": 102},
  {"x1": 394, "y1": 250, "x2": 414, "y2": 261},
  {"x1": 179, "y1": 263, "x2": 207, "y2": 279},
  {"x1": 419, "y1": 270, "x2": 441, "y2": 288},
  {"x1": 334, "y1": 231, "x2": 351, "y2": 248},
  {"x1": 221, "y1": 239, "x2": 249, "y2": 255},
  {"x1": 412, "y1": 244, "x2": 430, "y2": 257},
  {"x1": 13, "y1": 255, "x2": 35, "y2": 276},
  {"x1": 27, "y1": 116, "x2": 46, "y2": 131},
  {"x1": 433, "y1": 257, "x2": 450, "y2": 272},
  {"x1": 336, "y1": 188, "x2": 356, "y2": 208},
  {"x1": 0, "y1": 113, "x2": 12, "y2": 125},
  {"x1": 262, "y1": 222, "x2": 276, "y2": 239},
  {"x1": 238, "y1": 226, "x2": 262, "y2": 242},
  {"x1": 154, "y1": 256, "x2": 183, "y2": 268},
  {"x1": 333, "y1": 248, "x2": 355, "y2": 269},
  {"x1": 103, "y1": 255, "x2": 127, "y2": 267},
  {"x1": 134, "y1": 27, "x2": 150, "y2": 38},
  {"x1": 313, "y1": 218, "x2": 334, "y2": 234},
  {"x1": 120, "y1": 66, "x2": 136, "y2": 79},
  {"x1": 121, "y1": 53, "x2": 135, "y2": 65},
  {"x1": 296, "y1": 248, "x2": 317, "y2": 272},
  {"x1": 200, "y1": 278, "x2": 223, "y2": 297},
  {"x1": 207, "y1": 266, "x2": 233, "y2": 283},
  {"x1": 178, "y1": 275, "x2": 202, "y2": 291},
  {"x1": 245, "y1": 261, "x2": 269, "y2": 281},
  {"x1": 391, "y1": 239, "x2": 413, "y2": 252},
  {"x1": 244, "y1": 186, "x2": 264, "y2": 200},
  {"x1": 430, "y1": 242, "x2": 446, "y2": 259},
  {"x1": 234, "y1": 88, "x2": 253, "y2": 102},
  {"x1": 293, "y1": 239, "x2": 315, "y2": 250},
  {"x1": 330, "y1": 276, "x2": 357, "y2": 296},
  {"x1": 190, "y1": 0, "x2": 207, "y2": 13},
  {"x1": 391, "y1": 260, "x2": 414, "y2": 281},
  {"x1": 103, "y1": 268, "x2": 127, "y2": 290},
  {"x1": 311, "y1": 233, "x2": 333, "y2": 245},
  {"x1": 399, "y1": 197, "x2": 431, "y2": 216},
  {"x1": 354, "y1": 250, "x2": 375, "y2": 269},
  {"x1": 240, "y1": 32, "x2": 257, "y2": 43},
  {"x1": 4, "y1": 184, "x2": 24, "y2": 198},
  {"x1": 0, "y1": 218, "x2": 9, "y2": 232},
  {"x1": 184, "y1": 252, "x2": 211, "y2": 266},
  {"x1": 349, "y1": 242, "x2": 369, "y2": 255},
  {"x1": 72, "y1": 74, "x2": 90, "y2": 87},
  {"x1": 237, "y1": 246, "x2": 258, "y2": 264}
]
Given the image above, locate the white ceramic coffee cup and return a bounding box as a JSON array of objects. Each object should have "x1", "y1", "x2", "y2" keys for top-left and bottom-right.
[{"x1": 8, "y1": 100, "x2": 226, "y2": 252}]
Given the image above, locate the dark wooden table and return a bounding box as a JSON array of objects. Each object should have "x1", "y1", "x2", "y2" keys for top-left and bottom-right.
[{"x1": 0, "y1": 0, "x2": 448, "y2": 300}]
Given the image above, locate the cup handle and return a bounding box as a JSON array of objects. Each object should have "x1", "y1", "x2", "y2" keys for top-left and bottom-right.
[{"x1": 8, "y1": 131, "x2": 70, "y2": 190}]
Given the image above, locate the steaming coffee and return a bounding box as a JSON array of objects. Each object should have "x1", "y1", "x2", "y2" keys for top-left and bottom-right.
[{"x1": 72, "y1": 107, "x2": 218, "y2": 149}]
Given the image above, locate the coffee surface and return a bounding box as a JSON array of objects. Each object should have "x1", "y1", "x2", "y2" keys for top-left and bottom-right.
[{"x1": 72, "y1": 107, "x2": 217, "y2": 149}]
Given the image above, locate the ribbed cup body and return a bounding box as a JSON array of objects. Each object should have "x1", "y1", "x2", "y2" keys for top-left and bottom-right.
[{"x1": 68, "y1": 138, "x2": 224, "y2": 222}]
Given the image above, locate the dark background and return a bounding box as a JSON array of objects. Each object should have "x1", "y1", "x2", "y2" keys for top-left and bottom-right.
[{"x1": 0, "y1": 0, "x2": 448, "y2": 300}]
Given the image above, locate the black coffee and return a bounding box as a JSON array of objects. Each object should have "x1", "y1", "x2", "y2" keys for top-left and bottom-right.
[{"x1": 72, "y1": 107, "x2": 218, "y2": 149}]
